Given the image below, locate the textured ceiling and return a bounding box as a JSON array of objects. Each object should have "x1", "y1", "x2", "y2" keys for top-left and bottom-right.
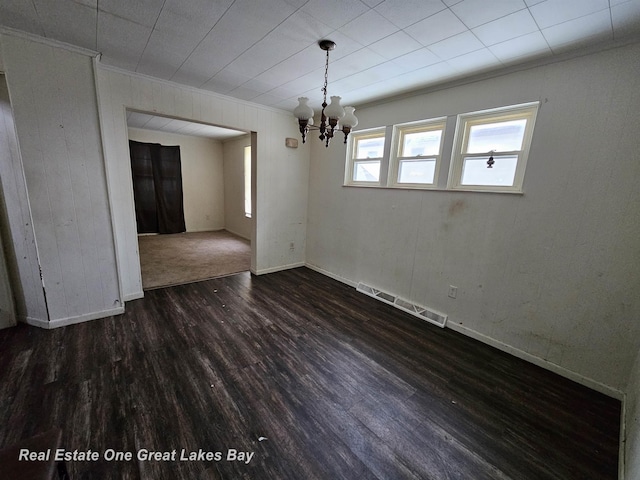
[
  {"x1": 1, "y1": 0, "x2": 639, "y2": 115},
  {"x1": 127, "y1": 110, "x2": 247, "y2": 139}
]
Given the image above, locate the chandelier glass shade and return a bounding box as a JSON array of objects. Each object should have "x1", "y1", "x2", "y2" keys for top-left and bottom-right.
[{"x1": 293, "y1": 40, "x2": 358, "y2": 147}]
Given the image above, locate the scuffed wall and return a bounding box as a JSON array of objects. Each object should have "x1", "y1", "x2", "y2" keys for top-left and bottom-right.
[
  {"x1": 307, "y1": 42, "x2": 640, "y2": 394},
  {"x1": 1, "y1": 34, "x2": 122, "y2": 326}
]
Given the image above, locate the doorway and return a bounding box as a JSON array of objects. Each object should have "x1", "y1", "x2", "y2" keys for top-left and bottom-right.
[{"x1": 126, "y1": 110, "x2": 252, "y2": 289}]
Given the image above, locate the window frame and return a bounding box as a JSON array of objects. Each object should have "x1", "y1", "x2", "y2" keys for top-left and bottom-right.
[
  {"x1": 447, "y1": 102, "x2": 539, "y2": 193},
  {"x1": 344, "y1": 127, "x2": 387, "y2": 186},
  {"x1": 244, "y1": 145, "x2": 252, "y2": 218},
  {"x1": 389, "y1": 117, "x2": 447, "y2": 189}
]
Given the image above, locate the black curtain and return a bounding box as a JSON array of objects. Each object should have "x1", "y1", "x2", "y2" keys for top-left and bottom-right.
[{"x1": 129, "y1": 140, "x2": 186, "y2": 234}]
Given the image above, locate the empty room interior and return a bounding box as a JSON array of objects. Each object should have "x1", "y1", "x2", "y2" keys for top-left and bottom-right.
[
  {"x1": 0, "y1": 1, "x2": 639, "y2": 479},
  {"x1": 126, "y1": 111, "x2": 253, "y2": 290}
]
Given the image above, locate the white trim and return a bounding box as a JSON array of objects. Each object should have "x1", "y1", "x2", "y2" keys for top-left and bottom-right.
[
  {"x1": 254, "y1": 262, "x2": 305, "y2": 275},
  {"x1": 389, "y1": 117, "x2": 447, "y2": 188},
  {"x1": 119, "y1": 105, "x2": 145, "y2": 296},
  {"x1": 185, "y1": 227, "x2": 227, "y2": 233},
  {"x1": 447, "y1": 321, "x2": 623, "y2": 399},
  {"x1": 344, "y1": 126, "x2": 387, "y2": 186},
  {"x1": 223, "y1": 227, "x2": 251, "y2": 241},
  {"x1": 48, "y1": 307, "x2": 125, "y2": 329},
  {"x1": 304, "y1": 263, "x2": 357, "y2": 287},
  {"x1": 20, "y1": 315, "x2": 50, "y2": 328},
  {"x1": 0, "y1": 27, "x2": 99, "y2": 58},
  {"x1": 447, "y1": 102, "x2": 539, "y2": 193},
  {"x1": 620, "y1": 393, "x2": 626, "y2": 480},
  {"x1": 342, "y1": 184, "x2": 524, "y2": 195},
  {"x1": 123, "y1": 291, "x2": 144, "y2": 302},
  {"x1": 93, "y1": 56, "x2": 125, "y2": 312},
  {"x1": 303, "y1": 265, "x2": 623, "y2": 399},
  {"x1": 244, "y1": 145, "x2": 252, "y2": 218},
  {"x1": 20, "y1": 306, "x2": 125, "y2": 329}
]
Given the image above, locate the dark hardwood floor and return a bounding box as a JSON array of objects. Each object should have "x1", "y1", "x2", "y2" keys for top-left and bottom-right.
[{"x1": 0, "y1": 268, "x2": 620, "y2": 479}]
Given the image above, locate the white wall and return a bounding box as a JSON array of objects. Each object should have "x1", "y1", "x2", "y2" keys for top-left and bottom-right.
[
  {"x1": 0, "y1": 220, "x2": 16, "y2": 329},
  {"x1": 96, "y1": 66, "x2": 309, "y2": 300},
  {"x1": 307, "y1": 42, "x2": 640, "y2": 395},
  {"x1": 0, "y1": 73, "x2": 48, "y2": 324},
  {"x1": 0, "y1": 75, "x2": 19, "y2": 329},
  {"x1": 223, "y1": 134, "x2": 252, "y2": 240},
  {"x1": 0, "y1": 34, "x2": 122, "y2": 327},
  {"x1": 128, "y1": 127, "x2": 225, "y2": 233}
]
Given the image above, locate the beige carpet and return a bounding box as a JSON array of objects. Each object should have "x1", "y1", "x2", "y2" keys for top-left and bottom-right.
[{"x1": 138, "y1": 230, "x2": 251, "y2": 289}]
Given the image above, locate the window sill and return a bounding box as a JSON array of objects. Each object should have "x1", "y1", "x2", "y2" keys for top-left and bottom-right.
[{"x1": 342, "y1": 184, "x2": 524, "y2": 195}]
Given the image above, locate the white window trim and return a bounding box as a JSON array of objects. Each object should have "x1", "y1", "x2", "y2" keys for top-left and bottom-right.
[
  {"x1": 344, "y1": 126, "x2": 387, "y2": 186},
  {"x1": 244, "y1": 145, "x2": 252, "y2": 218},
  {"x1": 447, "y1": 102, "x2": 539, "y2": 193},
  {"x1": 389, "y1": 117, "x2": 447, "y2": 189}
]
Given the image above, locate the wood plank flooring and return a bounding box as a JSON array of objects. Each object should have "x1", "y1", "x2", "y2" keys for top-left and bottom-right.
[{"x1": 0, "y1": 268, "x2": 620, "y2": 479}]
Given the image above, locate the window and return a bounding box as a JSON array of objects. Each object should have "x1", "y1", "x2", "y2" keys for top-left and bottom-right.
[
  {"x1": 448, "y1": 102, "x2": 538, "y2": 192},
  {"x1": 390, "y1": 118, "x2": 446, "y2": 187},
  {"x1": 345, "y1": 128, "x2": 386, "y2": 185},
  {"x1": 344, "y1": 102, "x2": 538, "y2": 193},
  {"x1": 244, "y1": 146, "x2": 251, "y2": 218}
]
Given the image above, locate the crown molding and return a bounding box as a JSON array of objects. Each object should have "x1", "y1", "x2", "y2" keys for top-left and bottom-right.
[{"x1": 0, "y1": 26, "x2": 99, "y2": 58}]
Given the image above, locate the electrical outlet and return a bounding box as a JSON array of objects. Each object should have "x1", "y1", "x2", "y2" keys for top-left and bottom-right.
[{"x1": 448, "y1": 285, "x2": 458, "y2": 299}]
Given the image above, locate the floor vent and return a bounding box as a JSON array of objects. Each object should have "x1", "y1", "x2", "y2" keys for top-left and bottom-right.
[
  {"x1": 356, "y1": 283, "x2": 447, "y2": 328},
  {"x1": 356, "y1": 283, "x2": 397, "y2": 305}
]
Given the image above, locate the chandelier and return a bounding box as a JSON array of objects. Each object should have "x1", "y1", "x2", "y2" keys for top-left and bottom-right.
[{"x1": 293, "y1": 40, "x2": 358, "y2": 147}]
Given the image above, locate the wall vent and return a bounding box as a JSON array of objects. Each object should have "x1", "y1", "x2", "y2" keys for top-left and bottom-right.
[{"x1": 356, "y1": 283, "x2": 447, "y2": 328}]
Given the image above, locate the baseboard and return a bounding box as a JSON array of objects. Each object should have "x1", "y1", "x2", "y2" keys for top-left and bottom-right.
[
  {"x1": 139, "y1": 228, "x2": 227, "y2": 235},
  {"x1": 123, "y1": 291, "x2": 144, "y2": 302},
  {"x1": 255, "y1": 262, "x2": 305, "y2": 275},
  {"x1": 186, "y1": 227, "x2": 226, "y2": 233},
  {"x1": 620, "y1": 394, "x2": 627, "y2": 480},
  {"x1": 305, "y1": 264, "x2": 624, "y2": 400},
  {"x1": 223, "y1": 227, "x2": 250, "y2": 241},
  {"x1": 445, "y1": 322, "x2": 623, "y2": 400},
  {"x1": 21, "y1": 306, "x2": 125, "y2": 330},
  {"x1": 20, "y1": 315, "x2": 50, "y2": 328},
  {"x1": 304, "y1": 263, "x2": 357, "y2": 287},
  {"x1": 164, "y1": 227, "x2": 250, "y2": 240}
]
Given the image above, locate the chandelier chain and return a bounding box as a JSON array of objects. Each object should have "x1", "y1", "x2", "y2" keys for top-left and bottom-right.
[{"x1": 322, "y1": 49, "x2": 329, "y2": 105}]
